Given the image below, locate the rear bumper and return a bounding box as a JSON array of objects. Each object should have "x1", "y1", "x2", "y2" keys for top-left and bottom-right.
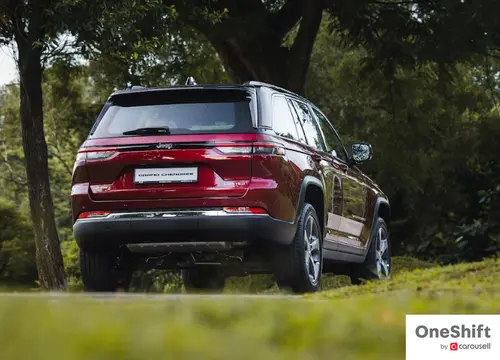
[{"x1": 73, "y1": 209, "x2": 296, "y2": 250}]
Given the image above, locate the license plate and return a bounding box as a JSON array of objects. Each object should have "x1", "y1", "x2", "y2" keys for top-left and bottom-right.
[{"x1": 134, "y1": 167, "x2": 198, "y2": 184}]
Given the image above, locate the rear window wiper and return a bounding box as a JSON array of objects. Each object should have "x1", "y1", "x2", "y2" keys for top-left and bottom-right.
[{"x1": 122, "y1": 127, "x2": 171, "y2": 136}]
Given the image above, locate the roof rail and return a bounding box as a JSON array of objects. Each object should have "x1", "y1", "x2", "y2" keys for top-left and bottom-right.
[
  {"x1": 128, "y1": 85, "x2": 146, "y2": 90},
  {"x1": 242, "y1": 81, "x2": 304, "y2": 99},
  {"x1": 186, "y1": 76, "x2": 198, "y2": 86}
]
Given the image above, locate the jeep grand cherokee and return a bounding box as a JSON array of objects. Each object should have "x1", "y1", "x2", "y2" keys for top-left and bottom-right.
[{"x1": 71, "y1": 80, "x2": 391, "y2": 293}]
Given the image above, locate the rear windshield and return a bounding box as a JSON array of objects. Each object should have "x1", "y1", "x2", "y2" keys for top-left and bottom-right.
[{"x1": 90, "y1": 89, "x2": 254, "y2": 138}]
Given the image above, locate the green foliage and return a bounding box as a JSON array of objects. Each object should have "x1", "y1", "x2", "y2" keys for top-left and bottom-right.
[
  {"x1": 306, "y1": 20, "x2": 500, "y2": 263},
  {"x1": 455, "y1": 183, "x2": 500, "y2": 261},
  {"x1": 327, "y1": 0, "x2": 500, "y2": 73},
  {"x1": 130, "y1": 270, "x2": 183, "y2": 294},
  {"x1": 390, "y1": 256, "x2": 436, "y2": 274},
  {"x1": 224, "y1": 275, "x2": 278, "y2": 294},
  {"x1": 2, "y1": 2, "x2": 500, "y2": 288},
  {"x1": 221, "y1": 256, "x2": 434, "y2": 294},
  {"x1": 313, "y1": 257, "x2": 500, "y2": 300},
  {"x1": 61, "y1": 239, "x2": 83, "y2": 292},
  {"x1": 0, "y1": 62, "x2": 106, "y2": 286},
  {"x1": 1, "y1": 258, "x2": 499, "y2": 360},
  {"x1": 0, "y1": 20, "x2": 229, "y2": 288},
  {"x1": 0, "y1": 198, "x2": 37, "y2": 286},
  {"x1": 87, "y1": 26, "x2": 230, "y2": 90},
  {"x1": 64, "y1": 255, "x2": 435, "y2": 294}
]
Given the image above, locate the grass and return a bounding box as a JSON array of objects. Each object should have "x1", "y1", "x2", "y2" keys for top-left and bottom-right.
[
  {"x1": 1, "y1": 257, "x2": 499, "y2": 359},
  {"x1": 313, "y1": 257, "x2": 500, "y2": 299},
  {"x1": 223, "y1": 256, "x2": 436, "y2": 294}
]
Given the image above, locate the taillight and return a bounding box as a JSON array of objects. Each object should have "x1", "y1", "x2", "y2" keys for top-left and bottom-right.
[
  {"x1": 85, "y1": 151, "x2": 116, "y2": 160},
  {"x1": 215, "y1": 143, "x2": 285, "y2": 156},
  {"x1": 252, "y1": 143, "x2": 286, "y2": 156},
  {"x1": 216, "y1": 146, "x2": 253, "y2": 155},
  {"x1": 72, "y1": 149, "x2": 116, "y2": 178},
  {"x1": 223, "y1": 207, "x2": 267, "y2": 214},
  {"x1": 78, "y1": 211, "x2": 110, "y2": 219},
  {"x1": 72, "y1": 152, "x2": 87, "y2": 176}
]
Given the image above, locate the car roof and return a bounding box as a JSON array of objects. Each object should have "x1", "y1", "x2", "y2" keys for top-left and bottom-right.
[
  {"x1": 109, "y1": 81, "x2": 309, "y2": 103},
  {"x1": 109, "y1": 84, "x2": 249, "y2": 97}
]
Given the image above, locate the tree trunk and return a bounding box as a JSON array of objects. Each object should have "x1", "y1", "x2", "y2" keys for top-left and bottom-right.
[
  {"x1": 16, "y1": 40, "x2": 67, "y2": 290},
  {"x1": 179, "y1": 0, "x2": 323, "y2": 95}
]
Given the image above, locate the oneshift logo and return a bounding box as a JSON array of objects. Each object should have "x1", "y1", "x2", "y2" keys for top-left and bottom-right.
[
  {"x1": 406, "y1": 315, "x2": 499, "y2": 360},
  {"x1": 415, "y1": 324, "x2": 491, "y2": 339}
]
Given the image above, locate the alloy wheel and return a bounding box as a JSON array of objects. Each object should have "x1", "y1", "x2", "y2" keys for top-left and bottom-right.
[
  {"x1": 375, "y1": 227, "x2": 390, "y2": 279},
  {"x1": 304, "y1": 215, "x2": 321, "y2": 285}
]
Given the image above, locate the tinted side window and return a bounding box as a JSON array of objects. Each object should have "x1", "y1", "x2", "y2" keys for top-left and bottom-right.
[
  {"x1": 272, "y1": 96, "x2": 300, "y2": 140},
  {"x1": 312, "y1": 108, "x2": 348, "y2": 162},
  {"x1": 286, "y1": 99, "x2": 307, "y2": 143},
  {"x1": 290, "y1": 100, "x2": 325, "y2": 151}
]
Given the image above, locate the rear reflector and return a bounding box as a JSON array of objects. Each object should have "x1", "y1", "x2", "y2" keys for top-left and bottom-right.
[
  {"x1": 223, "y1": 207, "x2": 267, "y2": 214},
  {"x1": 78, "y1": 211, "x2": 110, "y2": 219}
]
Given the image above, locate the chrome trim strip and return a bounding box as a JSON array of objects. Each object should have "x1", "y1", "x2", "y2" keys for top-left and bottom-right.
[
  {"x1": 78, "y1": 209, "x2": 269, "y2": 220},
  {"x1": 127, "y1": 241, "x2": 248, "y2": 253}
]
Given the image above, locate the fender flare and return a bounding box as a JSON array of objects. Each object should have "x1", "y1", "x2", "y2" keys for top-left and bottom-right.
[
  {"x1": 363, "y1": 197, "x2": 391, "y2": 258},
  {"x1": 295, "y1": 175, "x2": 325, "y2": 224}
]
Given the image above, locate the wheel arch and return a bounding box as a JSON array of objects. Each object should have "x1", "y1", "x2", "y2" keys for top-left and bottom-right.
[
  {"x1": 296, "y1": 176, "x2": 325, "y2": 234},
  {"x1": 363, "y1": 197, "x2": 391, "y2": 260}
]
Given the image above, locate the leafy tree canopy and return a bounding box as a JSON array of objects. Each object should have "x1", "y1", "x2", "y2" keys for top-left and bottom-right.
[{"x1": 150, "y1": 0, "x2": 500, "y2": 93}]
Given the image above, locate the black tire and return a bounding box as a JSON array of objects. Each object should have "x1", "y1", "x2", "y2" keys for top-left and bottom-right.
[
  {"x1": 79, "y1": 248, "x2": 132, "y2": 292},
  {"x1": 181, "y1": 268, "x2": 226, "y2": 293},
  {"x1": 350, "y1": 217, "x2": 391, "y2": 285},
  {"x1": 274, "y1": 203, "x2": 323, "y2": 293}
]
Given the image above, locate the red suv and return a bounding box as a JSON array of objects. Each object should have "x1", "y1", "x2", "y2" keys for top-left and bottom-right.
[{"x1": 71, "y1": 80, "x2": 391, "y2": 293}]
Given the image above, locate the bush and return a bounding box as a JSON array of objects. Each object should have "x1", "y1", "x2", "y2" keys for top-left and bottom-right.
[
  {"x1": 0, "y1": 197, "x2": 37, "y2": 287},
  {"x1": 61, "y1": 239, "x2": 84, "y2": 292},
  {"x1": 455, "y1": 183, "x2": 500, "y2": 261},
  {"x1": 130, "y1": 270, "x2": 183, "y2": 294}
]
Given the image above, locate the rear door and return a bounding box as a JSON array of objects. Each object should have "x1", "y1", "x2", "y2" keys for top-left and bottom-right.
[
  {"x1": 82, "y1": 88, "x2": 256, "y2": 201},
  {"x1": 287, "y1": 98, "x2": 332, "y2": 225},
  {"x1": 311, "y1": 106, "x2": 368, "y2": 249}
]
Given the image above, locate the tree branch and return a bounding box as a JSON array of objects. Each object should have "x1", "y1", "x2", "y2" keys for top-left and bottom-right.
[
  {"x1": 47, "y1": 146, "x2": 73, "y2": 177},
  {"x1": 41, "y1": 37, "x2": 83, "y2": 63},
  {"x1": 218, "y1": 0, "x2": 267, "y2": 15},
  {"x1": 0, "y1": 156, "x2": 27, "y2": 186},
  {"x1": 26, "y1": 0, "x2": 49, "y2": 44},
  {"x1": 372, "y1": 0, "x2": 434, "y2": 5},
  {"x1": 6, "y1": 0, "x2": 27, "y2": 43},
  {"x1": 272, "y1": 0, "x2": 303, "y2": 39},
  {"x1": 288, "y1": 0, "x2": 323, "y2": 94},
  {"x1": 209, "y1": 39, "x2": 253, "y2": 82}
]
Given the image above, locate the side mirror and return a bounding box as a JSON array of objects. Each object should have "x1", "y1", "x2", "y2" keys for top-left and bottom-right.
[{"x1": 350, "y1": 142, "x2": 373, "y2": 165}]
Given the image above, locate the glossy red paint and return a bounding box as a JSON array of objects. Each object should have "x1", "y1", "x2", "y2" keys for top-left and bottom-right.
[
  {"x1": 71, "y1": 133, "x2": 308, "y2": 223},
  {"x1": 82, "y1": 133, "x2": 261, "y2": 148}
]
